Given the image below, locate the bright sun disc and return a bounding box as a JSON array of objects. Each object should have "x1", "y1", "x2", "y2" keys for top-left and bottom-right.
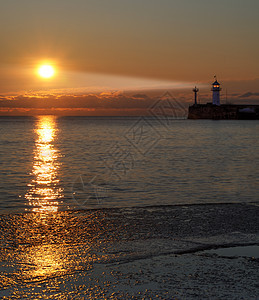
[{"x1": 38, "y1": 65, "x2": 55, "y2": 78}]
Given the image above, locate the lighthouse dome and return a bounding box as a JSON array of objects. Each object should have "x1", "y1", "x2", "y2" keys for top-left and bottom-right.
[{"x1": 212, "y1": 80, "x2": 220, "y2": 86}]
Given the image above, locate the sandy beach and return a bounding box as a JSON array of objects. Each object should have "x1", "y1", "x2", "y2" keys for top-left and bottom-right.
[{"x1": 0, "y1": 203, "x2": 258, "y2": 299}]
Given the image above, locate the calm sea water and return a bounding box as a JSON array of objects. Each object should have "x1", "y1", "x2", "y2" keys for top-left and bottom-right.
[{"x1": 0, "y1": 116, "x2": 258, "y2": 214}]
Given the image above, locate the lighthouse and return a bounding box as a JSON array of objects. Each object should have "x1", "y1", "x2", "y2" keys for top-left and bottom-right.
[{"x1": 212, "y1": 76, "x2": 221, "y2": 106}]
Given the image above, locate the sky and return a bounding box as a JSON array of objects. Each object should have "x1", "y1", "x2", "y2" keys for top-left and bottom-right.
[{"x1": 0, "y1": 0, "x2": 259, "y2": 115}]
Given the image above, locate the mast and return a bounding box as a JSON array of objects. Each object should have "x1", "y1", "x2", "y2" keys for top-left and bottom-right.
[{"x1": 193, "y1": 86, "x2": 199, "y2": 105}]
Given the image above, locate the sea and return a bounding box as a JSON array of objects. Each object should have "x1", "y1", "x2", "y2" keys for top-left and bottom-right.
[{"x1": 0, "y1": 116, "x2": 258, "y2": 299}]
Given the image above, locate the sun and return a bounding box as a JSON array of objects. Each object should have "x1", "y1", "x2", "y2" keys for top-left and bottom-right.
[{"x1": 38, "y1": 65, "x2": 55, "y2": 79}]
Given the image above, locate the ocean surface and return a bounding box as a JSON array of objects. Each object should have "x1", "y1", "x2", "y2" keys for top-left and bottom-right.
[
  {"x1": 0, "y1": 116, "x2": 258, "y2": 213},
  {"x1": 0, "y1": 116, "x2": 258, "y2": 299}
]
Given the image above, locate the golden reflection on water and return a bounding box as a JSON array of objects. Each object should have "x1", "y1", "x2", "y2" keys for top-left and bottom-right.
[
  {"x1": 24, "y1": 243, "x2": 68, "y2": 279},
  {"x1": 25, "y1": 115, "x2": 63, "y2": 213}
]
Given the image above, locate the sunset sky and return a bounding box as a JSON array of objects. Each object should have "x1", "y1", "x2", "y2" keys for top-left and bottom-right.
[{"x1": 1, "y1": 0, "x2": 259, "y2": 115}]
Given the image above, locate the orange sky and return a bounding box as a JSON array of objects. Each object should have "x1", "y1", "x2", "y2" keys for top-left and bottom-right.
[{"x1": 1, "y1": 0, "x2": 259, "y2": 115}]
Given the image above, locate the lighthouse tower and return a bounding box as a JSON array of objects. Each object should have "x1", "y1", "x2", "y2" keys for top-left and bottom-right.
[{"x1": 212, "y1": 77, "x2": 221, "y2": 105}]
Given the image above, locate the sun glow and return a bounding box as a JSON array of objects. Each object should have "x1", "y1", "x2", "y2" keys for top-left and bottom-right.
[{"x1": 38, "y1": 64, "x2": 55, "y2": 78}]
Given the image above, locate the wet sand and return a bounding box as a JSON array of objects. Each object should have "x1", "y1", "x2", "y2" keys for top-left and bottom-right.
[{"x1": 0, "y1": 203, "x2": 258, "y2": 299}]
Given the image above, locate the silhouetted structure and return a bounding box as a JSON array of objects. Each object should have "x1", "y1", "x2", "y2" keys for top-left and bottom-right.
[{"x1": 188, "y1": 78, "x2": 259, "y2": 119}]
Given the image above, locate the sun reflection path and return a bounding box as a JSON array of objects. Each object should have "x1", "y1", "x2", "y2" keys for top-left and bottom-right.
[{"x1": 25, "y1": 116, "x2": 63, "y2": 213}]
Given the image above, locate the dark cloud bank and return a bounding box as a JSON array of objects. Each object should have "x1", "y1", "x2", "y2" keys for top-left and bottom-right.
[{"x1": 0, "y1": 90, "x2": 258, "y2": 116}]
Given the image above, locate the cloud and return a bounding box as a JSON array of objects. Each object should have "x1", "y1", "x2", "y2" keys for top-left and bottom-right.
[
  {"x1": 0, "y1": 90, "x2": 193, "y2": 116},
  {"x1": 2, "y1": 87, "x2": 258, "y2": 116},
  {"x1": 0, "y1": 91, "x2": 160, "y2": 115},
  {"x1": 0, "y1": 91, "x2": 156, "y2": 108},
  {"x1": 131, "y1": 93, "x2": 149, "y2": 99},
  {"x1": 239, "y1": 92, "x2": 259, "y2": 98}
]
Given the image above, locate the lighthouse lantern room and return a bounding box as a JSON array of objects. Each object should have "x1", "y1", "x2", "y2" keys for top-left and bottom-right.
[{"x1": 212, "y1": 76, "x2": 221, "y2": 106}]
